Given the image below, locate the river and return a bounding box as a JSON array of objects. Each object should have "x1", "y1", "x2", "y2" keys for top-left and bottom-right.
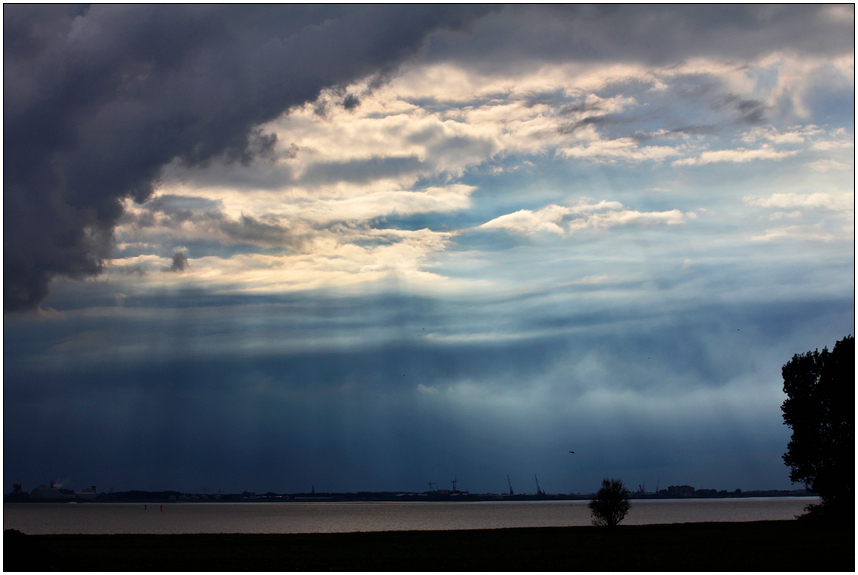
[{"x1": 4, "y1": 497, "x2": 818, "y2": 535}]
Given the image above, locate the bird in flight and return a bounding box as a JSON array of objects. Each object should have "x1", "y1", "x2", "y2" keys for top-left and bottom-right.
[{"x1": 569, "y1": 451, "x2": 575, "y2": 454}]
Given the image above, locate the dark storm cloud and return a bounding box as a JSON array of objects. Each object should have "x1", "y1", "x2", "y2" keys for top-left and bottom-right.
[
  {"x1": 425, "y1": 5, "x2": 852, "y2": 71},
  {"x1": 706, "y1": 94, "x2": 770, "y2": 125},
  {"x1": 731, "y1": 97, "x2": 768, "y2": 125},
  {"x1": 123, "y1": 194, "x2": 304, "y2": 250},
  {"x1": 299, "y1": 155, "x2": 426, "y2": 186},
  {"x1": 132, "y1": 195, "x2": 224, "y2": 226},
  {"x1": 628, "y1": 125, "x2": 718, "y2": 144},
  {"x1": 523, "y1": 90, "x2": 573, "y2": 109},
  {"x1": 161, "y1": 156, "x2": 299, "y2": 192},
  {"x1": 166, "y1": 252, "x2": 189, "y2": 273},
  {"x1": 312, "y1": 88, "x2": 366, "y2": 118},
  {"x1": 117, "y1": 264, "x2": 147, "y2": 277},
  {"x1": 342, "y1": 93, "x2": 361, "y2": 111},
  {"x1": 557, "y1": 115, "x2": 613, "y2": 136},
  {"x1": 4, "y1": 4, "x2": 493, "y2": 312},
  {"x1": 222, "y1": 214, "x2": 302, "y2": 248}
]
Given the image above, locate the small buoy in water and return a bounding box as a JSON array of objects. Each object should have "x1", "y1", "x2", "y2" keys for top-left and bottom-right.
[
  {"x1": 160, "y1": 505, "x2": 163, "y2": 511},
  {"x1": 144, "y1": 505, "x2": 147, "y2": 510}
]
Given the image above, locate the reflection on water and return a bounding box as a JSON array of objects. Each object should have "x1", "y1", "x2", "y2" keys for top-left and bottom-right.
[{"x1": 4, "y1": 497, "x2": 818, "y2": 535}]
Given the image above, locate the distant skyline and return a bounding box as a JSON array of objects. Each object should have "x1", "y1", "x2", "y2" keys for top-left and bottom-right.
[{"x1": 4, "y1": 5, "x2": 854, "y2": 495}]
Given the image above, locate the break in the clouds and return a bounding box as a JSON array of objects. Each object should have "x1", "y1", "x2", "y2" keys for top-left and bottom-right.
[{"x1": 4, "y1": 5, "x2": 853, "y2": 495}]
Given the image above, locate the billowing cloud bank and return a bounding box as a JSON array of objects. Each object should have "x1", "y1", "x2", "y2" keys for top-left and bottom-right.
[{"x1": 4, "y1": 4, "x2": 490, "y2": 311}]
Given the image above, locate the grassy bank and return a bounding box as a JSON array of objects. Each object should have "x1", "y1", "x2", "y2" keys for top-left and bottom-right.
[{"x1": 5, "y1": 520, "x2": 853, "y2": 571}]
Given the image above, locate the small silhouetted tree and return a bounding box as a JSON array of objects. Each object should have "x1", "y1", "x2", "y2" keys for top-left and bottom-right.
[
  {"x1": 588, "y1": 478, "x2": 631, "y2": 527},
  {"x1": 781, "y1": 335, "x2": 854, "y2": 523}
]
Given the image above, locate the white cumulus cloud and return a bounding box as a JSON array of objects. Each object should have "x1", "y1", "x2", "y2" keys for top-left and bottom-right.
[
  {"x1": 480, "y1": 199, "x2": 694, "y2": 236},
  {"x1": 743, "y1": 190, "x2": 853, "y2": 212},
  {"x1": 673, "y1": 146, "x2": 798, "y2": 166}
]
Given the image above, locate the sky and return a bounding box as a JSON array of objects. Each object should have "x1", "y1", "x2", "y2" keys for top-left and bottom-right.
[{"x1": 4, "y1": 5, "x2": 854, "y2": 496}]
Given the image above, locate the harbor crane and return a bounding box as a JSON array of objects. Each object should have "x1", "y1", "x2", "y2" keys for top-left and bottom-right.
[
  {"x1": 427, "y1": 482, "x2": 436, "y2": 492},
  {"x1": 451, "y1": 476, "x2": 459, "y2": 492},
  {"x1": 507, "y1": 475, "x2": 514, "y2": 495},
  {"x1": 535, "y1": 475, "x2": 544, "y2": 496}
]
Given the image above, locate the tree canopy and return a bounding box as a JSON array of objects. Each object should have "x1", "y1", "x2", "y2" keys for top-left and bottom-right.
[
  {"x1": 781, "y1": 335, "x2": 854, "y2": 521},
  {"x1": 588, "y1": 478, "x2": 631, "y2": 527}
]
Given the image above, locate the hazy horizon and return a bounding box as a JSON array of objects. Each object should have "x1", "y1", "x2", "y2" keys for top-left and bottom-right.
[{"x1": 4, "y1": 5, "x2": 854, "y2": 496}]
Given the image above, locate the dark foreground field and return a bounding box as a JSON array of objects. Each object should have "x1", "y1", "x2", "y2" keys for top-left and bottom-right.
[{"x1": 5, "y1": 520, "x2": 854, "y2": 571}]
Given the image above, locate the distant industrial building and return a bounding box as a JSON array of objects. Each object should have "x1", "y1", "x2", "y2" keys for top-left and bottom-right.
[
  {"x1": 667, "y1": 485, "x2": 695, "y2": 497},
  {"x1": 29, "y1": 484, "x2": 64, "y2": 499},
  {"x1": 27, "y1": 482, "x2": 97, "y2": 500},
  {"x1": 75, "y1": 486, "x2": 97, "y2": 500}
]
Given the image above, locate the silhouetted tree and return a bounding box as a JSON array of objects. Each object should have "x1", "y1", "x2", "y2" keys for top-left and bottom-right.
[
  {"x1": 781, "y1": 335, "x2": 854, "y2": 523},
  {"x1": 588, "y1": 478, "x2": 631, "y2": 527}
]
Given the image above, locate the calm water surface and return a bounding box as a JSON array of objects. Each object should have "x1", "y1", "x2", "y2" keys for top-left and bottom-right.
[{"x1": 4, "y1": 497, "x2": 818, "y2": 535}]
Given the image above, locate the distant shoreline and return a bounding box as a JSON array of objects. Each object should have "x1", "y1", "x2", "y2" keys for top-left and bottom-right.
[
  {"x1": 6, "y1": 488, "x2": 815, "y2": 504},
  {"x1": 5, "y1": 520, "x2": 853, "y2": 571}
]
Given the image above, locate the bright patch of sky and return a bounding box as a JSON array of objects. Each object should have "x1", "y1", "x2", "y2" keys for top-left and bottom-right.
[{"x1": 112, "y1": 49, "x2": 853, "y2": 297}]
